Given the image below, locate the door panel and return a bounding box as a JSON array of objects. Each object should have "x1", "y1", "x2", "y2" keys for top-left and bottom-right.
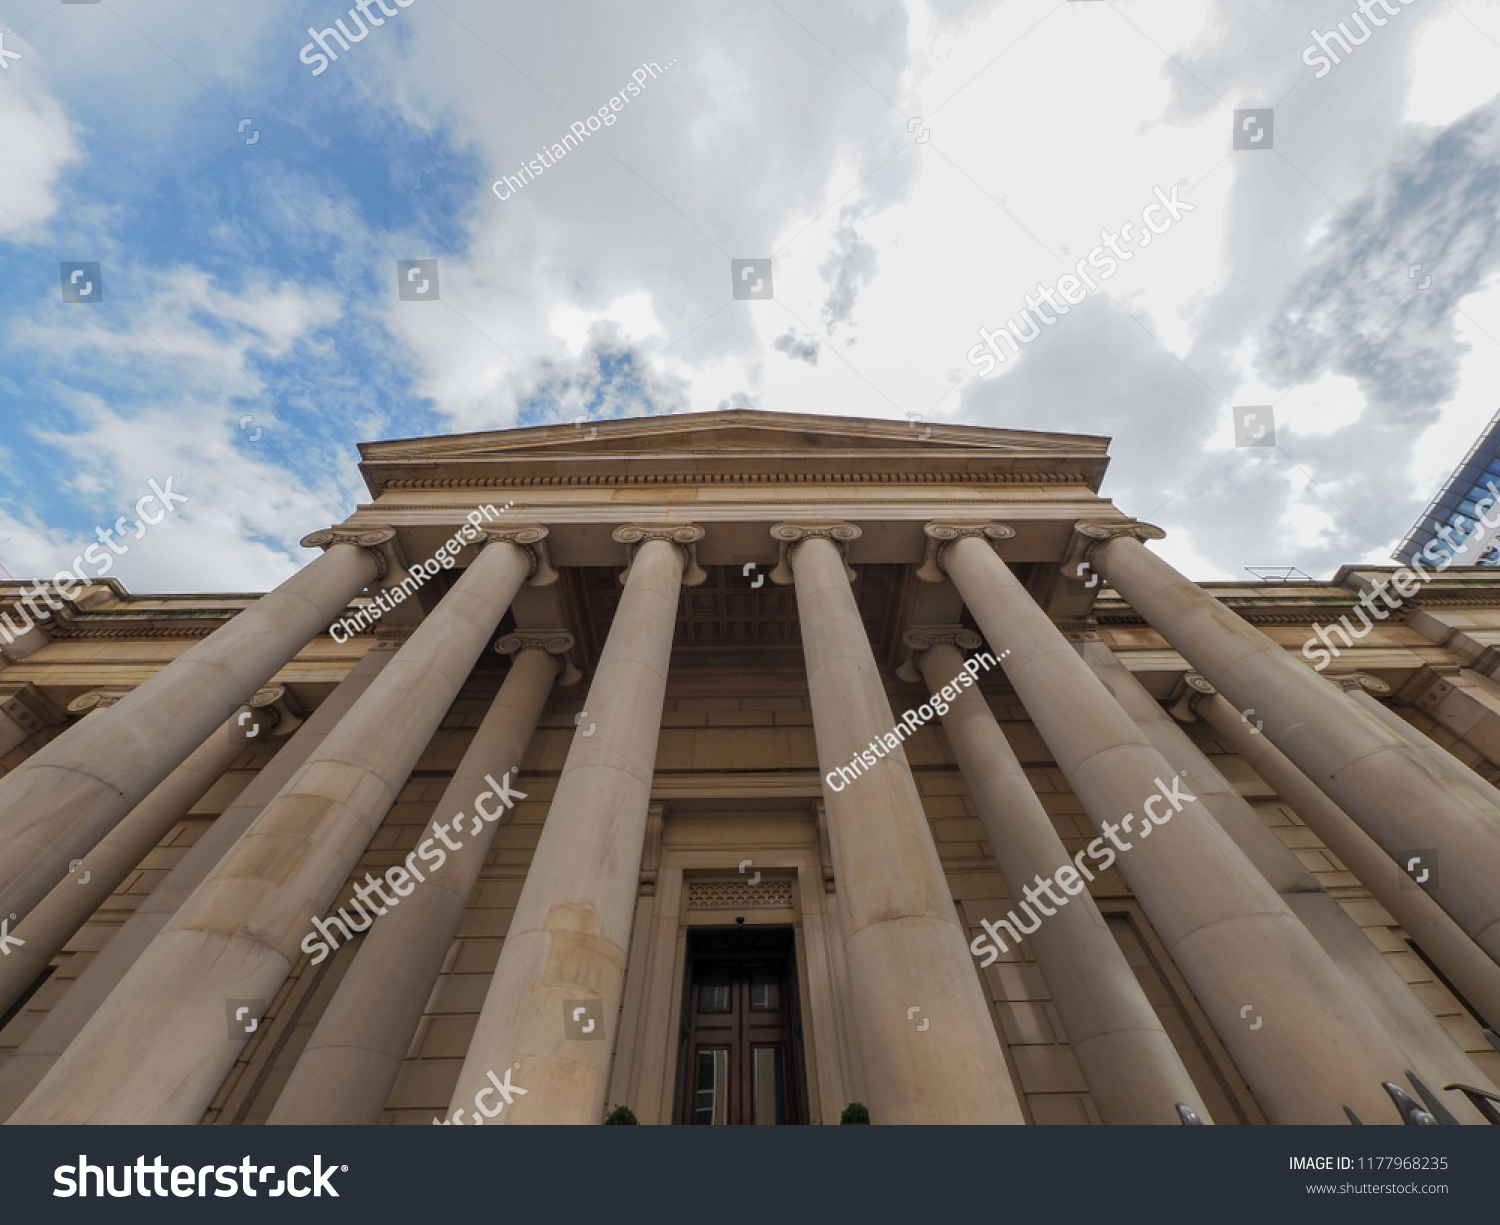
[
  {"x1": 693, "y1": 1048, "x2": 730, "y2": 1125},
  {"x1": 681, "y1": 928, "x2": 801, "y2": 1125}
]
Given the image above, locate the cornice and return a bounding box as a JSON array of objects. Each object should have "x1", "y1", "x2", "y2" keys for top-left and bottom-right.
[
  {"x1": 1091, "y1": 608, "x2": 1416, "y2": 629},
  {"x1": 369, "y1": 469, "x2": 1091, "y2": 495},
  {"x1": 43, "y1": 624, "x2": 222, "y2": 640},
  {"x1": 1397, "y1": 592, "x2": 1500, "y2": 608},
  {"x1": 1091, "y1": 587, "x2": 1434, "y2": 629}
]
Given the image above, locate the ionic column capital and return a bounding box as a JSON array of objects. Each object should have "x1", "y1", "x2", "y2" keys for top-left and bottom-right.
[
  {"x1": 1066, "y1": 520, "x2": 1167, "y2": 582},
  {"x1": 482, "y1": 525, "x2": 559, "y2": 587},
  {"x1": 896, "y1": 625, "x2": 984, "y2": 682},
  {"x1": 916, "y1": 522, "x2": 1014, "y2": 584},
  {"x1": 495, "y1": 629, "x2": 582, "y2": 686},
  {"x1": 246, "y1": 685, "x2": 305, "y2": 736},
  {"x1": 769, "y1": 522, "x2": 861, "y2": 585},
  {"x1": 613, "y1": 524, "x2": 707, "y2": 587},
  {"x1": 1332, "y1": 673, "x2": 1392, "y2": 697},
  {"x1": 300, "y1": 526, "x2": 398, "y2": 582},
  {"x1": 1167, "y1": 672, "x2": 1217, "y2": 723},
  {"x1": 67, "y1": 688, "x2": 133, "y2": 715}
]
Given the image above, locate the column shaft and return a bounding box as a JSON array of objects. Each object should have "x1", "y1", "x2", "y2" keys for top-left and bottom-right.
[
  {"x1": 1196, "y1": 691, "x2": 1500, "y2": 1030},
  {"x1": 919, "y1": 642, "x2": 1207, "y2": 1124},
  {"x1": 0, "y1": 647, "x2": 394, "y2": 1121},
  {"x1": 7, "y1": 541, "x2": 529, "y2": 1124},
  {"x1": 0, "y1": 542, "x2": 379, "y2": 922},
  {"x1": 1097, "y1": 534, "x2": 1500, "y2": 961},
  {"x1": 1083, "y1": 647, "x2": 1495, "y2": 1117},
  {"x1": 795, "y1": 538, "x2": 1021, "y2": 1125},
  {"x1": 943, "y1": 534, "x2": 1415, "y2": 1124},
  {"x1": 448, "y1": 538, "x2": 686, "y2": 1125},
  {"x1": 1349, "y1": 685, "x2": 1500, "y2": 809},
  {"x1": 0, "y1": 707, "x2": 251, "y2": 1017},
  {"x1": 269, "y1": 645, "x2": 558, "y2": 1124}
]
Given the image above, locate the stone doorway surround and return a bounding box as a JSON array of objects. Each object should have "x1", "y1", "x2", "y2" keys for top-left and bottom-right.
[{"x1": 606, "y1": 788, "x2": 860, "y2": 1124}]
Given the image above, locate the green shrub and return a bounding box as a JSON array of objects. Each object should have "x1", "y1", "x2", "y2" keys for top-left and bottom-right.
[
  {"x1": 603, "y1": 1104, "x2": 639, "y2": 1125},
  {"x1": 839, "y1": 1101, "x2": 870, "y2": 1124}
]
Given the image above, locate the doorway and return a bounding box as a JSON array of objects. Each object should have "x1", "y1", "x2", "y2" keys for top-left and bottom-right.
[{"x1": 677, "y1": 927, "x2": 805, "y2": 1124}]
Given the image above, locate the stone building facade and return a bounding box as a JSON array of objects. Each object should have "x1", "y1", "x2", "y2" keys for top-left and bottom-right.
[{"x1": 1, "y1": 409, "x2": 1498, "y2": 1126}]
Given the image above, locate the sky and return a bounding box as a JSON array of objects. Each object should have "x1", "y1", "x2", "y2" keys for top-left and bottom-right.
[{"x1": 2, "y1": 0, "x2": 1500, "y2": 592}]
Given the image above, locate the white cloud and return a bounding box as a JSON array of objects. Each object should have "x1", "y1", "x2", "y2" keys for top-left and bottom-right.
[
  {"x1": 1405, "y1": 4, "x2": 1500, "y2": 127},
  {"x1": 549, "y1": 291, "x2": 664, "y2": 353},
  {"x1": 5, "y1": 0, "x2": 1500, "y2": 593},
  {"x1": 0, "y1": 44, "x2": 81, "y2": 236}
]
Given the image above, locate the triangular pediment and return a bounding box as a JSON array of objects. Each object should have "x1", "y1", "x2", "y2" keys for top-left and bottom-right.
[
  {"x1": 362, "y1": 409, "x2": 1108, "y2": 460},
  {"x1": 358, "y1": 409, "x2": 1110, "y2": 494}
]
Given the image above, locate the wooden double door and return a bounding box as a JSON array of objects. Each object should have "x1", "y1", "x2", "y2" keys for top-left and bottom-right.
[{"x1": 679, "y1": 927, "x2": 804, "y2": 1125}]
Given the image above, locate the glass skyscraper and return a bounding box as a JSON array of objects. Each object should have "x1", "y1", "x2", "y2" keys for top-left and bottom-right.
[{"x1": 1396, "y1": 407, "x2": 1500, "y2": 568}]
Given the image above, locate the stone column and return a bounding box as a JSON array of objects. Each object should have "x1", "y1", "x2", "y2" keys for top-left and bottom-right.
[
  {"x1": 268, "y1": 634, "x2": 572, "y2": 1124},
  {"x1": 1186, "y1": 678, "x2": 1500, "y2": 1030},
  {"x1": 7, "y1": 530, "x2": 542, "y2": 1125},
  {"x1": 1082, "y1": 645, "x2": 1496, "y2": 1116},
  {"x1": 932, "y1": 522, "x2": 1417, "y2": 1124},
  {"x1": 772, "y1": 525, "x2": 1021, "y2": 1126},
  {"x1": 0, "y1": 529, "x2": 391, "y2": 923},
  {"x1": 447, "y1": 526, "x2": 703, "y2": 1126},
  {"x1": 0, "y1": 691, "x2": 285, "y2": 1018},
  {"x1": 1345, "y1": 673, "x2": 1500, "y2": 808},
  {"x1": 1092, "y1": 527, "x2": 1500, "y2": 963},
  {"x1": 910, "y1": 632, "x2": 1208, "y2": 1124},
  {"x1": 0, "y1": 647, "x2": 395, "y2": 1121}
]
